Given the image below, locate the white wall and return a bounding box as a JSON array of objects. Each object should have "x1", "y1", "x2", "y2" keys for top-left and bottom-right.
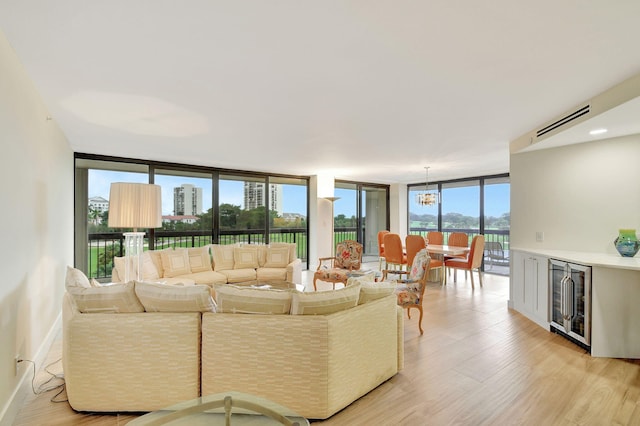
[
  {"x1": 0, "y1": 31, "x2": 74, "y2": 425},
  {"x1": 510, "y1": 134, "x2": 640, "y2": 252},
  {"x1": 389, "y1": 183, "x2": 408, "y2": 238}
]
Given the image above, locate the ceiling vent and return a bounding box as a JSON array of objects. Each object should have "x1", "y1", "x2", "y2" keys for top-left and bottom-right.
[{"x1": 536, "y1": 105, "x2": 591, "y2": 138}]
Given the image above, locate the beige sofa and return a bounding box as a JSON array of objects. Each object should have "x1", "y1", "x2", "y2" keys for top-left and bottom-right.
[
  {"x1": 62, "y1": 274, "x2": 403, "y2": 420},
  {"x1": 111, "y1": 242, "x2": 302, "y2": 286}
]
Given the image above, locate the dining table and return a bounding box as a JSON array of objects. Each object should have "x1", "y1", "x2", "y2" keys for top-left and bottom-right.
[{"x1": 426, "y1": 244, "x2": 470, "y2": 284}]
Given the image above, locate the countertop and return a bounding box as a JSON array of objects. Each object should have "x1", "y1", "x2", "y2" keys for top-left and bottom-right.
[{"x1": 511, "y1": 247, "x2": 640, "y2": 271}]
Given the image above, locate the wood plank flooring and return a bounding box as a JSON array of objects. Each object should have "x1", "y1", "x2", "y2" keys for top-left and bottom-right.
[{"x1": 12, "y1": 268, "x2": 640, "y2": 425}]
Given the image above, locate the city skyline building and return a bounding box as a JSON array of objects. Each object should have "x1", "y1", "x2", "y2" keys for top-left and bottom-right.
[
  {"x1": 244, "y1": 182, "x2": 283, "y2": 216},
  {"x1": 173, "y1": 184, "x2": 203, "y2": 216}
]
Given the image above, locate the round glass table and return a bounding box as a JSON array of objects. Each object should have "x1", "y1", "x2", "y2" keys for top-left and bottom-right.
[{"x1": 127, "y1": 391, "x2": 309, "y2": 425}]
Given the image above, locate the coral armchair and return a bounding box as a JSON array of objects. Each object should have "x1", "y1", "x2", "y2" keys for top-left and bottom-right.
[
  {"x1": 377, "y1": 230, "x2": 390, "y2": 270},
  {"x1": 383, "y1": 248, "x2": 431, "y2": 335},
  {"x1": 444, "y1": 235, "x2": 485, "y2": 289},
  {"x1": 383, "y1": 233, "x2": 408, "y2": 271},
  {"x1": 405, "y1": 234, "x2": 426, "y2": 269},
  {"x1": 426, "y1": 231, "x2": 443, "y2": 245},
  {"x1": 313, "y1": 240, "x2": 363, "y2": 291}
]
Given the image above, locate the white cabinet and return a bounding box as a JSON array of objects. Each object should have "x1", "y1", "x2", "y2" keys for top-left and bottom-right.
[{"x1": 510, "y1": 250, "x2": 549, "y2": 329}]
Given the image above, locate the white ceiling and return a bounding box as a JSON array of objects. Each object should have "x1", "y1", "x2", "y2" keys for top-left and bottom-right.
[{"x1": 2, "y1": 1, "x2": 640, "y2": 184}]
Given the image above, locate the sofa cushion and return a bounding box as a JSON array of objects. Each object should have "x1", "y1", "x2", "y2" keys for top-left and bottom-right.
[
  {"x1": 256, "y1": 267, "x2": 287, "y2": 282},
  {"x1": 149, "y1": 249, "x2": 171, "y2": 277},
  {"x1": 188, "y1": 247, "x2": 212, "y2": 273},
  {"x1": 270, "y1": 242, "x2": 296, "y2": 263},
  {"x1": 211, "y1": 244, "x2": 236, "y2": 271},
  {"x1": 234, "y1": 246, "x2": 259, "y2": 269},
  {"x1": 214, "y1": 284, "x2": 292, "y2": 314},
  {"x1": 290, "y1": 284, "x2": 361, "y2": 315},
  {"x1": 66, "y1": 265, "x2": 91, "y2": 289},
  {"x1": 135, "y1": 281, "x2": 216, "y2": 312},
  {"x1": 161, "y1": 248, "x2": 192, "y2": 277},
  {"x1": 178, "y1": 270, "x2": 227, "y2": 286},
  {"x1": 66, "y1": 281, "x2": 144, "y2": 313},
  {"x1": 221, "y1": 268, "x2": 257, "y2": 283},
  {"x1": 140, "y1": 252, "x2": 161, "y2": 281},
  {"x1": 264, "y1": 247, "x2": 290, "y2": 268},
  {"x1": 356, "y1": 281, "x2": 397, "y2": 305}
]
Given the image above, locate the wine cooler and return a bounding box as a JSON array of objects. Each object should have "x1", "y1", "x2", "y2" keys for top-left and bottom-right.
[{"x1": 548, "y1": 259, "x2": 592, "y2": 350}]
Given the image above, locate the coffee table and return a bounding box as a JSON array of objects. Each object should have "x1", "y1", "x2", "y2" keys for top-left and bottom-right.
[
  {"x1": 234, "y1": 280, "x2": 305, "y2": 292},
  {"x1": 128, "y1": 391, "x2": 309, "y2": 425}
]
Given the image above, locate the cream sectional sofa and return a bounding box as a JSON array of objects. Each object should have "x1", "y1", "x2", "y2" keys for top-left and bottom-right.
[
  {"x1": 62, "y1": 269, "x2": 403, "y2": 420},
  {"x1": 111, "y1": 242, "x2": 302, "y2": 286}
]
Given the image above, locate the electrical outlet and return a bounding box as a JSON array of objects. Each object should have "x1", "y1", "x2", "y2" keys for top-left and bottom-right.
[
  {"x1": 14, "y1": 355, "x2": 21, "y2": 376},
  {"x1": 536, "y1": 231, "x2": 544, "y2": 242}
]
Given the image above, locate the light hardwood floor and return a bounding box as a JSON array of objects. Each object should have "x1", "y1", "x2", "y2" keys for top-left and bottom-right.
[{"x1": 13, "y1": 267, "x2": 640, "y2": 425}]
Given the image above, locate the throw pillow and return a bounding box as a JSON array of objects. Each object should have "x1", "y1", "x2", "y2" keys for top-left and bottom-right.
[
  {"x1": 356, "y1": 281, "x2": 397, "y2": 305},
  {"x1": 264, "y1": 247, "x2": 290, "y2": 268},
  {"x1": 134, "y1": 281, "x2": 216, "y2": 312},
  {"x1": 66, "y1": 281, "x2": 145, "y2": 313},
  {"x1": 214, "y1": 284, "x2": 292, "y2": 314},
  {"x1": 234, "y1": 246, "x2": 259, "y2": 269},
  {"x1": 140, "y1": 252, "x2": 161, "y2": 281},
  {"x1": 270, "y1": 243, "x2": 296, "y2": 263},
  {"x1": 211, "y1": 244, "x2": 236, "y2": 271},
  {"x1": 161, "y1": 248, "x2": 192, "y2": 278},
  {"x1": 290, "y1": 284, "x2": 361, "y2": 315},
  {"x1": 188, "y1": 247, "x2": 213, "y2": 273},
  {"x1": 65, "y1": 266, "x2": 91, "y2": 289}
]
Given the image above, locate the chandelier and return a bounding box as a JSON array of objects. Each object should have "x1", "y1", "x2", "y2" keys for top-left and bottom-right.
[{"x1": 415, "y1": 167, "x2": 439, "y2": 206}]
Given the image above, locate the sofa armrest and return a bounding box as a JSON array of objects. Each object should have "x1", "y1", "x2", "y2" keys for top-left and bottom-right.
[
  {"x1": 62, "y1": 293, "x2": 201, "y2": 412},
  {"x1": 286, "y1": 258, "x2": 302, "y2": 284}
]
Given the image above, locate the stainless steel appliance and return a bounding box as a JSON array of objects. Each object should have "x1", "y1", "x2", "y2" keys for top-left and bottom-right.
[{"x1": 548, "y1": 259, "x2": 592, "y2": 350}]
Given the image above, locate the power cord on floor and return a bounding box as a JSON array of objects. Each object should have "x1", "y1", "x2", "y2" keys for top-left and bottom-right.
[{"x1": 17, "y1": 357, "x2": 67, "y2": 403}]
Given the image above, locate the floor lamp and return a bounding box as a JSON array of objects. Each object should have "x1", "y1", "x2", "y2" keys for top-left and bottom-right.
[
  {"x1": 108, "y1": 183, "x2": 162, "y2": 282},
  {"x1": 324, "y1": 196, "x2": 340, "y2": 257}
]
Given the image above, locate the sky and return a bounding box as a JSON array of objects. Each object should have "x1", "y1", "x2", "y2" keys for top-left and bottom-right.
[{"x1": 89, "y1": 170, "x2": 509, "y2": 218}]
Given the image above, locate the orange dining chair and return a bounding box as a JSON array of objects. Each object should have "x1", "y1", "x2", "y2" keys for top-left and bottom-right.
[
  {"x1": 383, "y1": 248, "x2": 431, "y2": 335},
  {"x1": 377, "y1": 230, "x2": 390, "y2": 270},
  {"x1": 446, "y1": 232, "x2": 469, "y2": 277},
  {"x1": 383, "y1": 233, "x2": 408, "y2": 271},
  {"x1": 444, "y1": 235, "x2": 486, "y2": 289},
  {"x1": 426, "y1": 231, "x2": 444, "y2": 245},
  {"x1": 405, "y1": 234, "x2": 426, "y2": 270}
]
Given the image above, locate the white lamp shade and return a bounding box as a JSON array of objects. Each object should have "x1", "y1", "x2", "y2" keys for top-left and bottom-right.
[
  {"x1": 108, "y1": 183, "x2": 162, "y2": 229},
  {"x1": 317, "y1": 174, "x2": 335, "y2": 199}
]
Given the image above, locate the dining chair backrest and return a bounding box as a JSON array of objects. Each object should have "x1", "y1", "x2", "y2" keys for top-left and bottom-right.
[
  {"x1": 377, "y1": 230, "x2": 390, "y2": 256},
  {"x1": 405, "y1": 234, "x2": 426, "y2": 269},
  {"x1": 334, "y1": 240, "x2": 363, "y2": 270},
  {"x1": 408, "y1": 248, "x2": 431, "y2": 284},
  {"x1": 383, "y1": 233, "x2": 405, "y2": 265},
  {"x1": 426, "y1": 231, "x2": 444, "y2": 245},
  {"x1": 447, "y1": 232, "x2": 469, "y2": 248},
  {"x1": 468, "y1": 235, "x2": 486, "y2": 268}
]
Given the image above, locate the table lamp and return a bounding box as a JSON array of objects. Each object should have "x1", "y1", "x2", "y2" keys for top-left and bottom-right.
[{"x1": 108, "y1": 183, "x2": 162, "y2": 282}]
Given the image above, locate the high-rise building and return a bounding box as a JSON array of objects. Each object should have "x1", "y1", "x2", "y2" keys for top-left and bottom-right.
[
  {"x1": 173, "y1": 184, "x2": 203, "y2": 215},
  {"x1": 244, "y1": 182, "x2": 283, "y2": 216}
]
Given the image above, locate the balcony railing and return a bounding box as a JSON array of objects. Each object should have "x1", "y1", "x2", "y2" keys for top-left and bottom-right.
[
  {"x1": 87, "y1": 227, "x2": 510, "y2": 279},
  {"x1": 409, "y1": 227, "x2": 510, "y2": 275},
  {"x1": 87, "y1": 228, "x2": 308, "y2": 280}
]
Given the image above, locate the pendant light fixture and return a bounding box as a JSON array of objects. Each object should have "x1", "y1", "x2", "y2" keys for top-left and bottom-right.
[{"x1": 416, "y1": 166, "x2": 438, "y2": 207}]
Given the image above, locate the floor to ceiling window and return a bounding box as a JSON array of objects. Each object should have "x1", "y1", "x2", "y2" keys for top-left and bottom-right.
[
  {"x1": 408, "y1": 173, "x2": 510, "y2": 275},
  {"x1": 335, "y1": 181, "x2": 389, "y2": 258},
  {"x1": 75, "y1": 154, "x2": 310, "y2": 279}
]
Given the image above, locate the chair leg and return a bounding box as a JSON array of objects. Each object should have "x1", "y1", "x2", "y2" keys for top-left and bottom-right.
[
  {"x1": 470, "y1": 270, "x2": 475, "y2": 289},
  {"x1": 313, "y1": 277, "x2": 318, "y2": 291},
  {"x1": 417, "y1": 306, "x2": 424, "y2": 335},
  {"x1": 478, "y1": 269, "x2": 483, "y2": 287}
]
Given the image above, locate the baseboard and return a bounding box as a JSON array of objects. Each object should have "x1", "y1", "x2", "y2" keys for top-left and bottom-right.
[{"x1": 0, "y1": 312, "x2": 62, "y2": 426}]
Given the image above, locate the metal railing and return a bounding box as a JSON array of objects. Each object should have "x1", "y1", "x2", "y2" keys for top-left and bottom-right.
[
  {"x1": 87, "y1": 228, "x2": 308, "y2": 279},
  {"x1": 409, "y1": 227, "x2": 510, "y2": 274}
]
